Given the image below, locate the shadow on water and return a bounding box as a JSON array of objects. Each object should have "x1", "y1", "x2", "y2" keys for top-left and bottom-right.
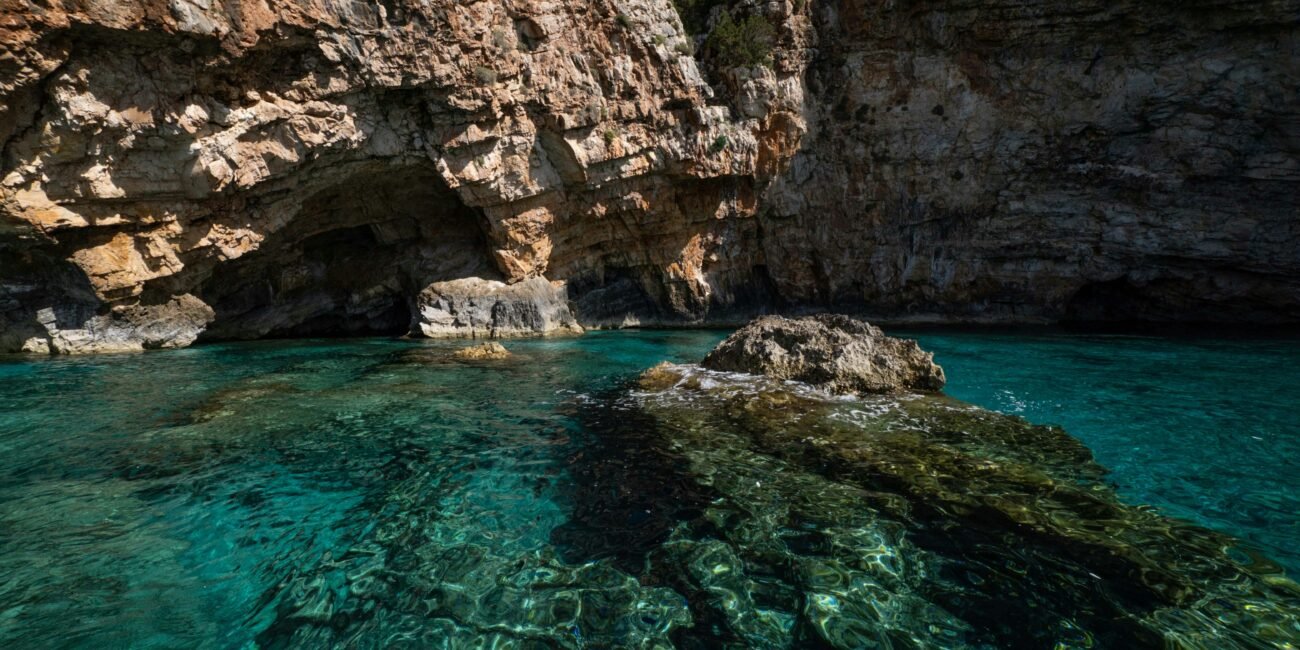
[
  {"x1": 549, "y1": 382, "x2": 747, "y2": 644},
  {"x1": 549, "y1": 385, "x2": 720, "y2": 574}
]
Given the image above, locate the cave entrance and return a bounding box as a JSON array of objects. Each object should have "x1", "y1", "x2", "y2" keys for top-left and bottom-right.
[{"x1": 196, "y1": 163, "x2": 495, "y2": 340}]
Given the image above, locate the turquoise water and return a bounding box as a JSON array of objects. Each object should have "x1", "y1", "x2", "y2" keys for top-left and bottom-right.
[
  {"x1": 902, "y1": 329, "x2": 1300, "y2": 574},
  {"x1": 0, "y1": 330, "x2": 1297, "y2": 647}
]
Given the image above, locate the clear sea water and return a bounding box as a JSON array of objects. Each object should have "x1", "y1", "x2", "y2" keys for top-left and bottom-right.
[
  {"x1": 0, "y1": 329, "x2": 1296, "y2": 647},
  {"x1": 901, "y1": 329, "x2": 1300, "y2": 575}
]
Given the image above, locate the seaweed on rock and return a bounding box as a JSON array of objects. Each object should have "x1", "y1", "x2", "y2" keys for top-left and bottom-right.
[{"x1": 627, "y1": 363, "x2": 1300, "y2": 648}]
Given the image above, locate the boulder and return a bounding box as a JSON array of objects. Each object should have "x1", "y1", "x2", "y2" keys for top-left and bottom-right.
[
  {"x1": 415, "y1": 276, "x2": 582, "y2": 338},
  {"x1": 17, "y1": 294, "x2": 215, "y2": 355},
  {"x1": 701, "y1": 314, "x2": 945, "y2": 394}
]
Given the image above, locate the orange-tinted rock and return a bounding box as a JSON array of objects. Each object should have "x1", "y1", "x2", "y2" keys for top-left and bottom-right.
[{"x1": 2, "y1": 0, "x2": 1298, "y2": 353}]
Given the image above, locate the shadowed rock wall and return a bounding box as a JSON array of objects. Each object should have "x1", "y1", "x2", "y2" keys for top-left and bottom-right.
[{"x1": 764, "y1": 0, "x2": 1300, "y2": 323}]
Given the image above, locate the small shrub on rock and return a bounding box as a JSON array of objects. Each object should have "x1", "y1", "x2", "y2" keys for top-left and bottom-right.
[
  {"x1": 706, "y1": 13, "x2": 775, "y2": 68},
  {"x1": 473, "y1": 65, "x2": 497, "y2": 84}
]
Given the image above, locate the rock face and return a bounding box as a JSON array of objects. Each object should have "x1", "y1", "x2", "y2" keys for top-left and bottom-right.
[
  {"x1": 762, "y1": 0, "x2": 1300, "y2": 324},
  {"x1": 17, "y1": 294, "x2": 214, "y2": 355},
  {"x1": 416, "y1": 276, "x2": 581, "y2": 338},
  {"x1": 702, "y1": 314, "x2": 945, "y2": 394},
  {"x1": 0, "y1": 0, "x2": 810, "y2": 353},
  {"x1": 1, "y1": 0, "x2": 1297, "y2": 353}
]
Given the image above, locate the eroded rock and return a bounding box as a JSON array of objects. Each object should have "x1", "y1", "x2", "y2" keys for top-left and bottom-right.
[
  {"x1": 1, "y1": 0, "x2": 1297, "y2": 355},
  {"x1": 0, "y1": 0, "x2": 810, "y2": 354},
  {"x1": 416, "y1": 276, "x2": 582, "y2": 338},
  {"x1": 702, "y1": 314, "x2": 945, "y2": 394},
  {"x1": 20, "y1": 294, "x2": 215, "y2": 354}
]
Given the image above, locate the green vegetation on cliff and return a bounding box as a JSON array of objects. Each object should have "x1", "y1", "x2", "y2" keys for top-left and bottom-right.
[
  {"x1": 705, "y1": 12, "x2": 776, "y2": 68},
  {"x1": 671, "y1": 0, "x2": 775, "y2": 69}
]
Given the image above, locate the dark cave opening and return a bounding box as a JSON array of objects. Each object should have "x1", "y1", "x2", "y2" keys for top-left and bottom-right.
[
  {"x1": 1062, "y1": 278, "x2": 1146, "y2": 324},
  {"x1": 1062, "y1": 273, "x2": 1300, "y2": 329},
  {"x1": 256, "y1": 224, "x2": 417, "y2": 339},
  {"x1": 194, "y1": 163, "x2": 495, "y2": 341}
]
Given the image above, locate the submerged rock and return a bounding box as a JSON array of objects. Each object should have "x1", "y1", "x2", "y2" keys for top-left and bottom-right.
[
  {"x1": 450, "y1": 342, "x2": 511, "y2": 361},
  {"x1": 702, "y1": 314, "x2": 945, "y2": 394},
  {"x1": 630, "y1": 363, "x2": 1300, "y2": 647}
]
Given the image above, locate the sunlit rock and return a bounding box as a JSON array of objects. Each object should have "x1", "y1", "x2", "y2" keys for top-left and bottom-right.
[
  {"x1": 702, "y1": 314, "x2": 945, "y2": 394},
  {"x1": 4, "y1": 0, "x2": 1295, "y2": 355}
]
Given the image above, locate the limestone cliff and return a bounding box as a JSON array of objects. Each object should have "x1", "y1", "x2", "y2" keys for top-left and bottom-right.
[
  {"x1": 764, "y1": 0, "x2": 1300, "y2": 324},
  {"x1": 0, "y1": 0, "x2": 1296, "y2": 353}
]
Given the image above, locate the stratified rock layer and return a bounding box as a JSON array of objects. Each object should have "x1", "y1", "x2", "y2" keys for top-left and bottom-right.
[
  {"x1": 417, "y1": 276, "x2": 582, "y2": 339},
  {"x1": 702, "y1": 314, "x2": 945, "y2": 394},
  {"x1": 1, "y1": 0, "x2": 1298, "y2": 352}
]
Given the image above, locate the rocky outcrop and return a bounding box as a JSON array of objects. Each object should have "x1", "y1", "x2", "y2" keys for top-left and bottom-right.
[
  {"x1": 701, "y1": 314, "x2": 945, "y2": 393},
  {"x1": 416, "y1": 276, "x2": 581, "y2": 338},
  {"x1": 1, "y1": 0, "x2": 1297, "y2": 353},
  {"x1": 12, "y1": 293, "x2": 213, "y2": 354},
  {"x1": 0, "y1": 0, "x2": 811, "y2": 353}
]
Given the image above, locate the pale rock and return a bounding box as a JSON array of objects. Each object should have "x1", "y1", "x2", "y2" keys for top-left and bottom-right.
[{"x1": 416, "y1": 276, "x2": 582, "y2": 338}]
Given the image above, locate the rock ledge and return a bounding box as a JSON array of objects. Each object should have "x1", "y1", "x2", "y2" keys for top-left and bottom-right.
[{"x1": 702, "y1": 315, "x2": 945, "y2": 394}]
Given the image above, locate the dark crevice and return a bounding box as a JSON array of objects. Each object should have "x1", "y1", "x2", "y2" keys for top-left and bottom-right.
[{"x1": 549, "y1": 383, "x2": 721, "y2": 576}]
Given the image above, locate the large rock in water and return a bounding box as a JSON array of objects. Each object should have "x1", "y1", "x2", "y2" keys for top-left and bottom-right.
[
  {"x1": 702, "y1": 315, "x2": 945, "y2": 394},
  {"x1": 415, "y1": 277, "x2": 582, "y2": 338}
]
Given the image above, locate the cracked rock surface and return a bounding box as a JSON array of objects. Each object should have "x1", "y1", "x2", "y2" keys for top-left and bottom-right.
[{"x1": 702, "y1": 314, "x2": 946, "y2": 394}]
